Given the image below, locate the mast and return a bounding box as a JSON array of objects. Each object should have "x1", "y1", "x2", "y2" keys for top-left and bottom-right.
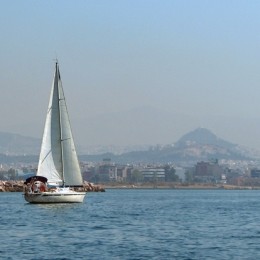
[{"x1": 56, "y1": 62, "x2": 65, "y2": 187}]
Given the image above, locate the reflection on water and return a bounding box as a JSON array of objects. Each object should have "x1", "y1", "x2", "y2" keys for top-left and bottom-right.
[{"x1": 36, "y1": 203, "x2": 78, "y2": 210}]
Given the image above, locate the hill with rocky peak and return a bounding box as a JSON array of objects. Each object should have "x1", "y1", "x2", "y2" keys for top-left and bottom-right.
[
  {"x1": 175, "y1": 127, "x2": 235, "y2": 149},
  {"x1": 81, "y1": 128, "x2": 260, "y2": 164}
]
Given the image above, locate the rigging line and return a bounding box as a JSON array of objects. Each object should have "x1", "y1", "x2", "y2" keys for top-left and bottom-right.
[
  {"x1": 61, "y1": 137, "x2": 71, "y2": 142},
  {"x1": 47, "y1": 106, "x2": 52, "y2": 113},
  {"x1": 40, "y1": 150, "x2": 52, "y2": 164}
]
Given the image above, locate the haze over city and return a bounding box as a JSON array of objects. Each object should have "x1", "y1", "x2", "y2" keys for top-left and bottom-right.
[{"x1": 1, "y1": 1, "x2": 260, "y2": 150}]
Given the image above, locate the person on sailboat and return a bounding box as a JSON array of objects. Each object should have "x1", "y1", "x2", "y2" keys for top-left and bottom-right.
[
  {"x1": 39, "y1": 182, "x2": 47, "y2": 192},
  {"x1": 32, "y1": 182, "x2": 38, "y2": 193}
]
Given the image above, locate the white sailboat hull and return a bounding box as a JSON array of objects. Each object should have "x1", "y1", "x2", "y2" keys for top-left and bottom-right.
[{"x1": 24, "y1": 190, "x2": 86, "y2": 204}]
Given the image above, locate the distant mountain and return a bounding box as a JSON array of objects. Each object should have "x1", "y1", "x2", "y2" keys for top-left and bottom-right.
[
  {"x1": 0, "y1": 132, "x2": 41, "y2": 155},
  {"x1": 0, "y1": 128, "x2": 259, "y2": 165},
  {"x1": 80, "y1": 128, "x2": 260, "y2": 164},
  {"x1": 175, "y1": 127, "x2": 235, "y2": 149},
  {"x1": 0, "y1": 131, "x2": 92, "y2": 156}
]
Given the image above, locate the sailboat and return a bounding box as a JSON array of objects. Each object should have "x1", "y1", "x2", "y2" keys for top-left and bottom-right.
[{"x1": 24, "y1": 62, "x2": 86, "y2": 203}]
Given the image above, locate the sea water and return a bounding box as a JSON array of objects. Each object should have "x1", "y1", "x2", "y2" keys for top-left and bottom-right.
[{"x1": 0, "y1": 189, "x2": 260, "y2": 259}]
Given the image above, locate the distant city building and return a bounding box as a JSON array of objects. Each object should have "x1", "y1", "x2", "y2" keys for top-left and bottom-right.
[
  {"x1": 99, "y1": 164, "x2": 117, "y2": 181},
  {"x1": 220, "y1": 174, "x2": 227, "y2": 184},
  {"x1": 116, "y1": 166, "x2": 132, "y2": 182},
  {"x1": 251, "y1": 168, "x2": 260, "y2": 178},
  {"x1": 194, "y1": 161, "x2": 224, "y2": 183},
  {"x1": 141, "y1": 168, "x2": 165, "y2": 182}
]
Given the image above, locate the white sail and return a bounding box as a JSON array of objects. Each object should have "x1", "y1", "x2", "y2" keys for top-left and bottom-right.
[{"x1": 37, "y1": 62, "x2": 83, "y2": 186}]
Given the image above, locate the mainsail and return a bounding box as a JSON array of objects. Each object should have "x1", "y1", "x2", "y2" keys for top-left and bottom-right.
[{"x1": 37, "y1": 62, "x2": 83, "y2": 186}]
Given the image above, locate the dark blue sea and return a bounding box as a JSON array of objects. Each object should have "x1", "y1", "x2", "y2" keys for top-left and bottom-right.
[{"x1": 0, "y1": 189, "x2": 260, "y2": 260}]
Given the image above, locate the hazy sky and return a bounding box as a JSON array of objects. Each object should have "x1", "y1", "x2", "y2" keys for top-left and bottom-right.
[{"x1": 2, "y1": 1, "x2": 260, "y2": 149}]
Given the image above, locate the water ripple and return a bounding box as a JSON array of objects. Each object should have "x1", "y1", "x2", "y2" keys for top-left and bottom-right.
[{"x1": 1, "y1": 190, "x2": 260, "y2": 259}]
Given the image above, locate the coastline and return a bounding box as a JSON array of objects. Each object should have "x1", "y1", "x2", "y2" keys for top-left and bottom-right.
[
  {"x1": 104, "y1": 183, "x2": 259, "y2": 190},
  {"x1": 1, "y1": 180, "x2": 259, "y2": 192},
  {"x1": 0, "y1": 180, "x2": 105, "y2": 192}
]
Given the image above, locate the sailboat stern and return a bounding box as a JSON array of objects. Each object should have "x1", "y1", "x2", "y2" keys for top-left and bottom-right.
[{"x1": 24, "y1": 176, "x2": 86, "y2": 203}]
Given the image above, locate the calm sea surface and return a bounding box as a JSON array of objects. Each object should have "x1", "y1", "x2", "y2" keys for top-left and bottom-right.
[{"x1": 0, "y1": 189, "x2": 260, "y2": 259}]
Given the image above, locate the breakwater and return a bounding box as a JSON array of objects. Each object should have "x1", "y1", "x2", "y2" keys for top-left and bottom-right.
[{"x1": 0, "y1": 180, "x2": 105, "y2": 192}]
